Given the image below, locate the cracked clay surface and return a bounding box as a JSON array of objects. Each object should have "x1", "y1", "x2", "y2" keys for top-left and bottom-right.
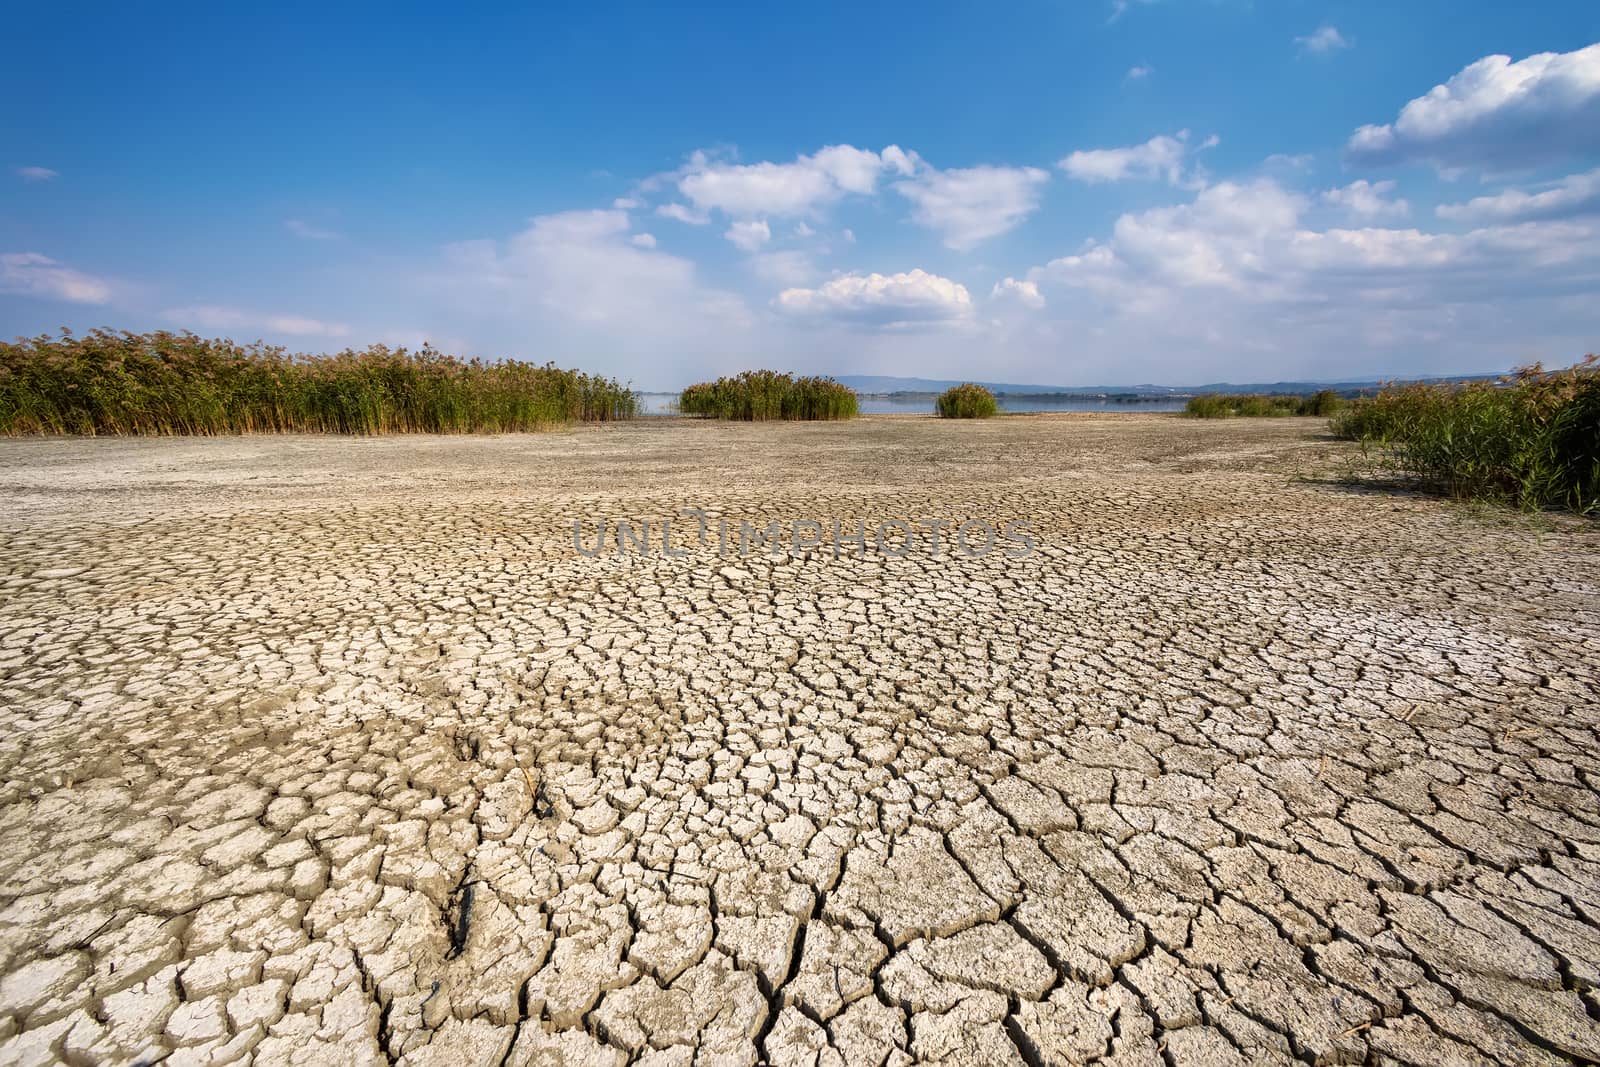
[{"x1": 2, "y1": 414, "x2": 1599, "y2": 1066}]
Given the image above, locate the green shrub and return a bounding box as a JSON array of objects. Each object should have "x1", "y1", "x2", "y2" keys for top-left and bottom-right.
[
  {"x1": 0, "y1": 329, "x2": 637, "y2": 435},
  {"x1": 1184, "y1": 393, "x2": 1317, "y2": 418},
  {"x1": 1300, "y1": 389, "x2": 1344, "y2": 417},
  {"x1": 935, "y1": 383, "x2": 999, "y2": 419},
  {"x1": 677, "y1": 370, "x2": 857, "y2": 420},
  {"x1": 1184, "y1": 394, "x2": 1235, "y2": 418},
  {"x1": 1332, "y1": 358, "x2": 1600, "y2": 513}
]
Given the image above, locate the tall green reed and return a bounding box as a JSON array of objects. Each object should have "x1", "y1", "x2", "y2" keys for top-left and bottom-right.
[
  {"x1": 678, "y1": 370, "x2": 858, "y2": 420},
  {"x1": 0, "y1": 329, "x2": 638, "y2": 434}
]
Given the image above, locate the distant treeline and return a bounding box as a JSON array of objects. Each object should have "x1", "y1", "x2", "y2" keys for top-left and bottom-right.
[
  {"x1": 679, "y1": 370, "x2": 858, "y2": 420},
  {"x1": 0, "y1": 330, "x2": 638, "y2": 435},
  {"x1": 1334, "y1": 359, "x2": 1599, "y2": 513}
]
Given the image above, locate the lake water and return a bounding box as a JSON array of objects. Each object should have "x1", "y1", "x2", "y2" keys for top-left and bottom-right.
[{"x1": 637, "y1": 393, "x2": 1188, "y2": 415}]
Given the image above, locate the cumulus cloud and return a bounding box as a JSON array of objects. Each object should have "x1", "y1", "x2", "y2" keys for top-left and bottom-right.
[
  {"x1": 992, "y1": 277, "x2": 1045, "y2": 308},
  {"x1": 15, "y1": 166, "x2": 58, "y2": 182},
  {"x1": 749, "y1": 251, "x2": 816, "y2": 286},
  {"x1": 1264, "y1": 153, "x2": 1315, "y2": 172},
  {"x1": 1323, "y1": 180, "x2": 1410, "y2": 220},
  {"x1": 425, "y1": 209, "x2": 751, "y2": 379},
  {"x1": 656, "y1": 202, "x2": 710, "y2": 225},
  {"x1": 1347, "y1": 43, "x2": 1600, "y2": 171},
  {"x1": 1295, "y1": 26, "x2": 1349, "y2": 55},
  {"x1": 442, "y1": 210, "x2": 742, "y2": 323},
  {"x1": 724, "y1": 219, "x2": 771, "y2": 252},
  {"x1": 164, "y1": 305, "x2": 351, "y2": 337},
  {"x1": 1058, "y1": 131, "x2": 1216, "y2": 187},
  {"x1": 673, "y1": 144, "x2": 911, "y2": 219},
  {"x1": 895, "y1": 163, "x2": 1050, "y2": 250},
  {"x1": 1031, "y1": 177, "x2": 1600, "y2": 322},
  {"x1": 1436, "y1": 167, "x2": 1600, "y2": 223},
  {"x1": 285, "y1": 219, "x2": 341, "y2": 240},
  {"x1": 0, "y1": 252, "x2": 111, "y2": 303},
  {"x1": 1007, "y1": 176, "x2": 1600, "y2": 381},
  {"x1": 775, "y1": 269, "x2": 973, "y2": 324}
]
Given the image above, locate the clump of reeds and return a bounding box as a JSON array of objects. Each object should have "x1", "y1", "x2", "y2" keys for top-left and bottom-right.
[
  {"x1": 0, "y1": 329, "x2": 638, "y2": 435},
  {"x1": 1184, "y1": 389, "x2": 1343, "y2": 418},
  {"x1": 677, "y1": 370, "x2": 858, "y2": 420},
  {"x1": 1331, "y1": 358, "x2": 1599, "y2": 513},
  {"x1": 934, "y1": 383, "x2": 999, "y2": 419}
]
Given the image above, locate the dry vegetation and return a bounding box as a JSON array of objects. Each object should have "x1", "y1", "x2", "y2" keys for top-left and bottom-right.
[
  {"x1": 934, "y1": 382, "x2": 999, "y2": 418},
  {"x1": 1333, "y1": 358, "x2": 1600, "y2": 513},
  {"x1": 1184, "y1": 390, "x2": 1344, "y2": 418},
  {"x1": 0, "y1": 329, "x2": 638, "y2": 435},
  {"x1": 678, "y1": 370, "x2": 858, "y2": 420}
]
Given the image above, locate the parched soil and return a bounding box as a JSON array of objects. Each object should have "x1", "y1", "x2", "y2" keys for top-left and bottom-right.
[{"x1": 2, "y1": 414, "x2": 1599, "y2": 1065}]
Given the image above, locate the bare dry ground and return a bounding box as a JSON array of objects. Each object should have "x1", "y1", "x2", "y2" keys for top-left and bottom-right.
[{"x1": 2, "y1": 414, "x2": 1599, "y2": 1066}]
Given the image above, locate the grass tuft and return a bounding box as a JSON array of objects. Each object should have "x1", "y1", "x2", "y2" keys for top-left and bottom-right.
[
  {"x1": 678, "y1": 370, "x2": 858, "y2": 420},
  {"x1": 1331, "y1": 357, "x2": 1600, "y2": 513},
  {"x1": 0, "y1": 329, "x2": 637, "y2": 435},
  {"x1": 934, "y1": 383, "x2": 999, "y2": 419}
]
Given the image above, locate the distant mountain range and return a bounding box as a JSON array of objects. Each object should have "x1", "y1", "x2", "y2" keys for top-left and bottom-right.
[{"x1": 833, "y1": 372, "x2": 1504, "y2": 397}]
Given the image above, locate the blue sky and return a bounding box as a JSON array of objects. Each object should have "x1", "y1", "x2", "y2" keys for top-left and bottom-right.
[{"x1": 4, "y1": 2, "x2": 1598, "y2": 389}]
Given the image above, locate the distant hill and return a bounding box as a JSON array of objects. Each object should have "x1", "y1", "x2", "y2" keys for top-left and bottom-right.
[{"x1": 834, "y1": 372, "x2": 1504, "y2": 397}]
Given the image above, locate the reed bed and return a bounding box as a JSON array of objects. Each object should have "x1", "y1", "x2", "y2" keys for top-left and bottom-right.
[
  {"x1": 0, "y1": 329, "x2": 638, "y2": 435},
  {"x1": 935, "y1": 383, "x2": 999, "y2": 419},
  {"x1": 1331, "y1": 359, "x2": 1599, "y2": 513},
  {"x1": 678, "y1": 370, "x2": 857, "y2": 420},
  {"x1": 1185, "y1": 390, "x2": 1342, "y2": 418}
]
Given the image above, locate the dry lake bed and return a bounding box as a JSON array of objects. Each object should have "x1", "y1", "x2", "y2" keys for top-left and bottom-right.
[{"x1": 2, "y1": 414, "x2": 1599, "y2": 1066}]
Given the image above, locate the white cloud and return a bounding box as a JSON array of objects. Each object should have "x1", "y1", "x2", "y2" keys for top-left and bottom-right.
[
  {"x1": 1058, "y1": 131, "x2": 1215, "y2": 187},
  {"x1": 164, "y1": 305, "x2": 351, "y2": 337},
  {"x1": 966, "y1": 178, "x2": 1593, "y2": 384},
  {"x1": 1264, "y1": 153, "x2": 1315, "y2": 172},
  {"x1": 895, "y1": 164, "x2": 1050, "y2": 250},
  {"x1": 1323, "y1": 179, "x2": 1410, "y2": 220},
  {"x1": 881, "y1": 146, "x2": 918, "y2": 177},
  {"x1": 776, "y1": 269, "x2": 973, "y2": 324},
  {"x1": 15, "y1": 166, "x2": 58, "y2": 182},
  {"x1": 1348, "y1": 43, "x2": 1600, "y2": 171},
  {"x1": 1295, "y1": 26, "x2": 1349, "y2": 55},
  {"x1": 285, "y1": 219, "x2": 341, "y2": 240},
  {"x1": 426, "y1": 209, "x2": 751, "y2": 379},
  {"x1": 612, "y1": 197, "x2": 641, "y2": 210},
  {"x1": 0, "y1": 252, "x2": 111, "y2": 303},
  {"x1": 1436, "y1": 167, "x2": 1600, "y2": 224},
  {"x1": 1028, "y1": 178, "x2": 1600, "y2": 356},
  {"x1": 1127, "y1": 64, "x2": 1152, "y2": 80},
  {"x1": 724, "y1": 219, "x2": 771, "y2": 252},
  {"x1": 674, "y1": 144, "x2": 909, "y2": 218},
  {"x1": 630, "y1": 232, "x2": 657, "y2": 248},
  {"x1": 656, "y1": 202, "x2": 710, "y2": 225},
  {"x1": 750, "y1": 251, "x2": 817, "y2": 286},
  {"x1": 992, "y1": 277, "x2": 1045, "y2": 308}
]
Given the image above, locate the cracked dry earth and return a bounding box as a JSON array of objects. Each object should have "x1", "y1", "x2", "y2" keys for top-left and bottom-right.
[{"x1": 2, "y1": 415, "x2": 1600, "y2": 1067}]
